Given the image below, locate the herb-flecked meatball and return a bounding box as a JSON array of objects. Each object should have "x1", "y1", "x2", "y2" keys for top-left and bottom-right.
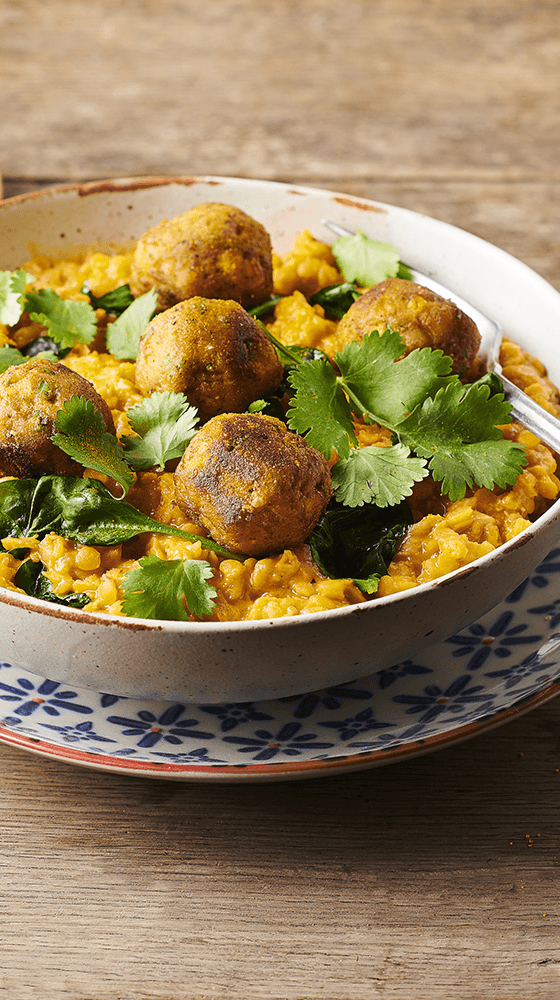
[
  {"x1": 135, "y1": 297, "x2": 283, "y2": 423},
  {"x1": 335, "y1": 278, "x2": 481, "y2": 377},
  {"x1": 174, "y1": 412, "x2": 333, "y2": 557},
  {"x1": 0, "y1": 358, "x2": 115, "y2": 477},
  {"x1": 129, "y1": 202, "x2": 273, "y2": 311}
]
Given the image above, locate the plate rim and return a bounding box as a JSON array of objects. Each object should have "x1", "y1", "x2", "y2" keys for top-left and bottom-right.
[{"x1": 1, "y1": 677, "x2": 559, "y2": 783}]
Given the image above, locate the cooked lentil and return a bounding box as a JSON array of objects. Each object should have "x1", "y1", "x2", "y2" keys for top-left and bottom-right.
[{"x1": 0, "y1": 226, "x2": 558, "y2": 620}]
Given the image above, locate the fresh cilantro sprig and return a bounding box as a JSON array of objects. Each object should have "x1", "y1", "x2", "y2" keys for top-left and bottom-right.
[
  {"x1": 25, "y1": 288, "x2": 97, "y2": 349},
  {"x1": 53, "y1": 396, "x2": 134, "y2": 496},
  {"x1": 397, "y1": 379, "x2": 526, "y2": 500},
  {"x1": 51, "y1": 390, "x2": 199, "y2": 487},
  {"x1": 121, "y1": 554, "x2": 217, "y2": 620},
  {"x1": 106, "y1": 289, "x2": 158, "y2": 360},
  {"x1": 286, "y1": 329, "x2": 527, "y2": 506},
  {"x1": 2, "y1": 268, "x2": 155, "y2": 356},
  {"x1": 0, "y1": 346, "x2": 34, "y2": 374},
  {"x1": 0, "y1": 269, "x2": 32, "y2": 325},
  {"x1": 122, "y1": 391, "x2": 199, "y2": 471},
  {"x1": 332, "y1": 231, "x2": 413, "y2": 286},
  {"x1": 331, "y1": 444, "x2": 429, "y2": 507}
]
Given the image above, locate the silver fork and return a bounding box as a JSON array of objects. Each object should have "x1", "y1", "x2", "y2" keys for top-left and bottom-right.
[{"x1": 323, "y1": 220, "x2": 560, "y2": 453}]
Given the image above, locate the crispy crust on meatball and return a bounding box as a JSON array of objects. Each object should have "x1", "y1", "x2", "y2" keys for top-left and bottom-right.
[
  {"x1": 335, "y1": 278, "x2": 481, "y2": 377},
  {"x1": 135, "y1": 297, "x2": 283, "y2": 423},
  {"x1": 129, "y1": 202, "x2": 273, "y2": 311},
  {"x1": 174, "y1": 412, "x2": 333, "y2": 556},
  {"x1": 0, "y1": 358, "x2": 115, "y2": 477}
]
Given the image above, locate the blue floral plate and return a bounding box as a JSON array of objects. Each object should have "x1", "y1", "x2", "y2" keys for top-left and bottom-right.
[{"x1": 2, "y1": 548, "x2": 560, "y2": 782}]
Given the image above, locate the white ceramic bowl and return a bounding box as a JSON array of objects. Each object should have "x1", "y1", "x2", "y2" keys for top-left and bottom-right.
[{"x1": 2, "y1": 176, "x2": 560, "y2": 703}]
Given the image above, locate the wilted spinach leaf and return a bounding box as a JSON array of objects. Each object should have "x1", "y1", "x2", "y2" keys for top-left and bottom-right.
[
  {"x1": 308, "y1": 499, "x2": 412, "y2": 594},
  {"x1": 82, "y1": 282, "x2": 135, "y2": 314},
  {"x1": 0, "y1": 475, "x2": 243, "y2": 558},
  {"x1": 309, "y1": 281, "x2": 361, "y2": 318},
  {"x1": 14, "y1": 558, "x2": 90, "y2": 608}
]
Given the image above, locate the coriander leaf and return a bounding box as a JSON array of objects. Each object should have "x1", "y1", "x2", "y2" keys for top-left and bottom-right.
[
  {"x1": 332, "y1": 231, "x2": 409, "y2": 287},
  {"x1": 336, "y1": 329, "x2": 452, "y2": 428},
  {"x1": 84, "y1": 283, "x2": 135, "y2": 314},
  {"x1": 309, "y1": 281, "x2": 361, "y2": 318},
  {"x1": 121, "y1": 554, "x2": 217, "y2": 619},
  {"x1": 25, "y1": 288, "x2": 97, "y2": 349},
  {"x1": 0, "y1": 269, "x2": 28, "y2": 325},
  {"x1": 122, "y1": 391, "x2": 199, "y2": 471},
  {"x1": 286, "y1": 357, "x2": 357, "y2": 459},
  {"x1": 0, "y1": 475, "x2": 243, "y2": 558},
  {"x1": 308, "y1": 499, "x2": 412, "y2": 594},
  {"x1": 106, "y1": 289, "x2": 158, "y2": 360},
  {"x1": 331, "y1": 444, "x2": 428, "y2": 507},
  {"x1": 0, "y1": 346, "x2": 30, "y2": 374},
  {"x1": 52, "y1": 396, "x2": 134, "y2": 496},
  {"x1": 397, "y1": 380, "x2": 527, "y2": 500},
  {"x1": 14, "y1": 557, "x2": 89, "y2": 608}
]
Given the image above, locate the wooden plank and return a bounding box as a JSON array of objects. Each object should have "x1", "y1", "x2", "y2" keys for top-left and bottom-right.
[
  {"x1": 1, "y1": 697, "x2": 559, "y2": 999},
  {"x1": 2, "y1": 0, "x2": 560, "y2": 183}
]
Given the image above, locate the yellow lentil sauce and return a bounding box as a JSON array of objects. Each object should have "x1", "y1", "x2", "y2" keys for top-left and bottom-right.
[{"x1": 0, "y1": 231, "x2": 558, "y2": 620}]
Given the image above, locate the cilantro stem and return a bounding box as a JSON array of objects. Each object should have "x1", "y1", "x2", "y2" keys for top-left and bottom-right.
[
  {"x1": 338, "y1": 378, "x2": 369, "y2": 420},
  {"x1": 255, "y1": 319, "x2": 304, "y2": 366}
]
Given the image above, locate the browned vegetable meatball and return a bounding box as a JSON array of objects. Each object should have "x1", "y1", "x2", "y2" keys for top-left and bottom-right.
[
  {"x1": 129, "y1": 202, "x2": 273, "y2": 311},
  {"x1": 0, "y1": 358, "x2": 115, "y2": 478},
  {"x1": 335, "y1": 278, "x2": 481, "y2": 377},
  {"x1": 174, "y1": 412, "x2": 333, "y2": 557},
  {"x1": 135, "y1": 297, "x2": 283, "y2": 423}
]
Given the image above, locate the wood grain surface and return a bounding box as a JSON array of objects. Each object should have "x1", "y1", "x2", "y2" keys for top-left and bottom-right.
[{"x1": 1, "y1": 1, "x2": 560, "y2": 998}]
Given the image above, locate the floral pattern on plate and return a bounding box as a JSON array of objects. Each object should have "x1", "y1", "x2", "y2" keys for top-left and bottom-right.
[{"x1": 2, "y1": 548, "x2": 560, "y2": 781}]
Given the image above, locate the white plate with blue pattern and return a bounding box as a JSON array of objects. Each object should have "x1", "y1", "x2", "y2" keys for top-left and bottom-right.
[{"x1": 1, "y1": 547, "x2": 560, "y2": 782}]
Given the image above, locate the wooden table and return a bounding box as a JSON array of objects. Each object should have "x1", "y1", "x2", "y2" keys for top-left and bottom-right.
[{"x1": 1, "y1": 2, "x2": 560, "y2": 997}]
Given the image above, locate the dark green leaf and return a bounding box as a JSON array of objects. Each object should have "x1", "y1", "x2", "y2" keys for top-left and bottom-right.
[
  {"x1": 309, "y1": 281, "x2": 361, "y2": 318},
  {"x1": 0, "y1": 474, "x2": 243, "y2": 558},
  {"x1": 14, "y1": 558, "x2": 90, "y2": 608},
  {"x1": 308, "y1": 499, "x2": 412, "y2": 594},
  {"x1": 83, "y1": 283, "x2": 135, "y2": 314},
  {"x1": 336, "y1": 329, "x2": 452, "y2": 428},
  {"x1": 397, "y1": 379, "x2": 527, "y2": 500}
]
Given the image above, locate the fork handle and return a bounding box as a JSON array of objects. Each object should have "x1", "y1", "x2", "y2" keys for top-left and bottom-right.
[{"x1": 500, "y1": 374, "x2": 560, "y2": 453}]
